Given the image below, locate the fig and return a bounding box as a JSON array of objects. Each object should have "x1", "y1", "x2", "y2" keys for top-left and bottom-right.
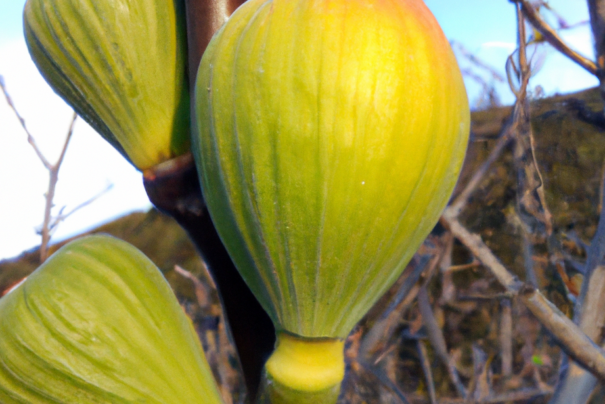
[
  {"x1": 0, "y1": 235, "x2": 223, "y2": 404},
  {"x1": 24, "y1": 0, "x2": 190, "y2": 170},
  {"x1": 194, "y1": 0, "x2": 469, "y2": 398}
]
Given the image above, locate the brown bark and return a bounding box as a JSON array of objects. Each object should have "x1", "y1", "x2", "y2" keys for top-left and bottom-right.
[{"x1": 143, "y1": 154, "x2": 275, "y2": 401}]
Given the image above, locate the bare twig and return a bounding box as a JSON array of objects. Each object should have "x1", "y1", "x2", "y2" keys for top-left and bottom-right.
[
  {"x1": 548, "y1": 206, "x2": 605, "y2": 402},
  {"x1": 447, "y1": 260, "x2": 481, "y2": 272},
  {"x1": 537, "y1": 1, "x2": 587, "y2": 30},
  {"x1": 174, "y1": 264, "x2": 210, "y2": 308},
  {"x1": 406, "y1": 388, "x2": 552, "y2": 403},
  {"x1": 1, "y1": 76, "x2": 78, "y2": 263},
  {"x1": 49, "y1": 183, "x2": 114, "y2": 232},
  {"x1": 38, "y1": 113, "x2": 77, "y2": 263},
  {"x1": 588, "y1": 0, "x2": 605, "y2": 72},
  {"x1": 441, "y1": 212, "x2": 605, "y2": 381},
  {"x1": 382, "y1": 254, "x2": 433, "y2": 321},
  {"x1": 519, "y1": 286, "x2": 605, "y2": 380},
  {"x1": 1, "y1": 75, "x2": 52, "y2": 169},
  {"x1": 360, "y1": 236, "x2": 450, "y2": 362},
  {"x1": 449, "y1": 123, "x2": 514, "y2": 217},
  {"x1": 500, "y1": 299, "x2": 513, "y2": 377},
  {"x1": 438, "y1": 237, "x2": 456, "y2": 305},
  {"x1": 416, "y1": 340, "x2": 438, "y2": 404},
  {"x1": 418, "y1": 286, "x2": 467, "y2": 399},
  {"x1": 522, "y1": 230, "x2": 538, "y2": 287},
  {"x1": 518, "y1": 0, "x2": 597, "y2": 76},
  {"x1": 452, "y1": 41, "x2": 506, "y2": 83},
  {"x1": 457, "y1": 293, "x2": 515, "y2": 302},
  {"x1": 469, "y1": 344, "x2": 492, "y2": 401},
  {"x1": 441, "y1": 211, "x2": 524, "y2": 293},
  {"x1": 460, "y1": 68, "x2": 502, "y2": 109},
  {"x1": 547, "y1": 3, "x2": 605, "y2": 402},
  {"x1": 357, "y1": 358, "x2": 411, "y2": 404},
  {"x1": 480, "y1": 388, "x2": 553, "y2": 403},
  {"x1": 588, "y1": 0, "x2": 605, "y2": 105},
  {"x1": 511, "y1": 1, "x2": 555, "y2": 247},
  {"x1": 576, "y1": 171, "x2": 605, "y2": 315},
  {"x1": 460, "y1": 68, "x2": 497, "y2": 90},
  {"x1": 513, "y1": 0, "x2": 579, "y2": 326}
]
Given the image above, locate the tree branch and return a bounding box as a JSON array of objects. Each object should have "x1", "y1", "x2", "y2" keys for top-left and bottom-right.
[
  {"x1": 1, "y1": 75, "x2": 78, "y2": 263},
  {"x1": 519, "y1": 0, "x2": 597, "y2": 76},
  {"x1": 519, "y1": 286, "x2": 605, "y2": 380},
  {"x1": 39, "y1": 113, "x2": 77, "y2": 263},
  {"x1": 0, "y1": 75, "x2": 52, "y2": 169}
]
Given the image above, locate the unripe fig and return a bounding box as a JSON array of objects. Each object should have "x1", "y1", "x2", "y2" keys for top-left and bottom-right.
[
  {"x1": 0, "y1": 235, "x2": 223, "y2": 404},
  {"x1": 194, "y1": 0, "x2": 469, "y2": 398},
  {"x1": 24, "y1": 0, "x2": 190, "y2": 170}
]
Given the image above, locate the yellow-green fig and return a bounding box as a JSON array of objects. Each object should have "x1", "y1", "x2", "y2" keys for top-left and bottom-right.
[
  {"x1": 0, "y1": 235, "x2": 223, "y2": 404},
  {"x1": 24, "y1": 0, "x2": 189, "y2": 170},
  {"x1": 194, "y1": 0, "x2": 469, "y2": 398}
]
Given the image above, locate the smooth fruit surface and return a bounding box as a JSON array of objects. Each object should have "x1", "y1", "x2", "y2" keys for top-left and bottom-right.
[{"x1": 195, "y1": 0, "x2": 470, "y2": 338}]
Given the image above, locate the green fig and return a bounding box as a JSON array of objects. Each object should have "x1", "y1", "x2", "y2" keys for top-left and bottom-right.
[
  {"x1": 23, "y1": 0, "x2": 190, "y2": 170},
  {"x1": 194, "y1": 0, "x2": 469, "y2": 398},
  {"x1": 0, "y1": 235, "x2": 223, "y2": 404}
]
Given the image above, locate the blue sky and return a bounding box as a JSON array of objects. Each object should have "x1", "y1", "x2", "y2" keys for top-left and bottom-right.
[{"x1": 0, "y1": 0, "x2": 597, "y2": 259}]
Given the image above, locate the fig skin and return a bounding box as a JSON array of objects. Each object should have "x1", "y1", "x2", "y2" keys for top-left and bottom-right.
[
  {"x1": 194, "y1": 0, "x2": 470, "y2": 339},
  {"x1": 24, "y1": 0, "x2": 190, "y2": 170},
  {"x1": 0, "y1": 235, "x2": 224, "y2": 404}
]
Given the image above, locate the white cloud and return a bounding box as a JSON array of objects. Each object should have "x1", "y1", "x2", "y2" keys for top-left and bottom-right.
[{"x1": 479, "y1": 41, "x2": 517, "y2": 51}]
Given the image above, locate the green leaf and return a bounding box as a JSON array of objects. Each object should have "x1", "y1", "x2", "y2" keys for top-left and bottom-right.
[{"x1": 0, "y1": 235, "x2": 224, "y2": 404}]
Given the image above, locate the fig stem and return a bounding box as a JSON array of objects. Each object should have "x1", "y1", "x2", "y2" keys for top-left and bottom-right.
[
  {"x1": 143, "y1": 154, "x2": 275, "y2": 402},
  {"x1": 183, "y1": 0, "x2": 248, "y2": 88}
]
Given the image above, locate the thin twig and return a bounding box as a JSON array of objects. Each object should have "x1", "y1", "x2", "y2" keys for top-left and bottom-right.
[
  {"x1": 519, "y1": 286, "x2": 605, "y2": 381},
  {"x1": 480, "y1": 388, "x2": 553, "y2": 403},
  {"x1": 438, "y1": 237, "x2": 456, "y2": 305},
  {"x1": 0, "y1": 76, "x2": 52, "y2": 169},
  {"x1": 418, "y1": 286, "x2": 467, "y2": 399},
  {"x1": 460, "y1": 68, "x2": 496, "y2": 90},
  {"x1": 49, "y1": 183, "x2": 114, "y2": 232},
  {"x1": 457, "y1": 293, "x2": 515, "y2": 302},
  {"x1": 382, "y1": 254, "x2": 433, "y2": 321},
  {"x1": 39, "y1": 113, "x2": 77, "y2": 262},
  {"x1": 511, "y1": 0, "x2": 554, "y2": 247},
  {"x1": 500, "y1": 299, "x2": 513, "y2": 378},
  {"x1": 517, "y1": 3, "x2": 530, "y2": 83},
  {"x1": 452, "y1": 41, "x2": 506, "y2": 82},
  {"x1": 357, "y1": 358, "x2": 411, "y2": 404},
  {"x1": 174, "y1": 264, "x2": 210, "y2": 308},
  {"x1": 522, "y1": 232, "x2": 538, "y2": 287},
  {"x1": 547, "y1": 4, "x2": 605, "y2": 401},
  {"x1": 416, "y1": 340, "x2": 438, "y2": 404},
  {"x1": 441, "y1": 213, "x2": 605, "y2": 381},
  {"x1": 548, "y1": 4, "x2": 605, "y2": 392},
  {"x1": 538, "y1": 1, "x2": 587, "y2": 30},
  {"x1": 447, "y1": 261, "x2": 481, "y2": 272},
  {"x1": 360, "y1": 251, "x2": 440, "y2": 363},
  {"x1": 406, "y1": 387, "x2": 552, "y2": 403},
  {"x1": 518, "y1": 0, "x2": 597, "y2": 76},
  {"x1": 588, "y1": 0, "x2": 605, "y2": 72},
  {"x1": 2, "y1": 76, "x2": 78, "y2": 263},
  {"x1": 469, "y1": 344, "x2": 492, "y2": 401},
  {"x1": 441, "y1": 211, "x2": 524, "y2": 293},
  {"x1": 576, "y1": 170, "x2": 605, "y2": 315},
  {"x1": 449, "y1": 123, "x2": 514, "y2": 217}
]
